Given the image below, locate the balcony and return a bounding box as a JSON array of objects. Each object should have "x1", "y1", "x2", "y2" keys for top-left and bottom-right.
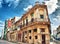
[
  {"x1": 31, "y1": 18, "x2": 49, "y2": 22},
  {"x1": 20, "y1": 18, "x2": 50, "y2": 29},
  {"x1": 40, "y1": 32, "x2": 50, "y2": 35}
]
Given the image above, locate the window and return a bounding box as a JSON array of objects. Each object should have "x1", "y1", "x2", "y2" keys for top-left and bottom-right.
[
  {"x1": 25, "y1": 31, "x2": 27, "y2": 34},
  {"x1": 35, "y1": 36, "x2": 37, "y2": 39},
  {"x1": 31, "y1": 13, "x2": 34, "y2": 17},
  {"x1": 40, "y1": 15, "x2": 44, "y2": 19},
  {"x1": 23, "y1": 20, "x2": 25, "y2": 26},
  {"x1": 41, "y1": 28, "x2": 45, "y2": 32},
  {"x1": 29, "y1": 36, "x2": 31, "y2": 39},
  {"x1": 29, "y1": 30, "x2": 31, "y2": 33},
  {"x1": 31, "y1": 18, "x2": 34, "y2": 22},
  {"x1": 25, "y1": 37, "x2": 27, "y2": 38},
  {"x1": 26, "y1": 17, "x2": 28, "y2": 25},
  {"x1": 20, "y1": 24, "x2": 22, "y2": 28},
  {"x1": 15, "y1": 28, "x2": 17, "y2": 30},
  {"x1": 34, "y1": 28, "x2": 37, "y2": 32}
]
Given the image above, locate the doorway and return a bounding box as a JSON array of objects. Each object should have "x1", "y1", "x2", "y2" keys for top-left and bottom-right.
[{"x1": 42, "y1": 34, "x2": 46, "y2": 44}]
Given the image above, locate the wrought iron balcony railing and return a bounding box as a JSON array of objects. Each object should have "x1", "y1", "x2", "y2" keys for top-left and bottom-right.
[{"x1": 19, "y1": 18, "x2": 50, "y2": 29}]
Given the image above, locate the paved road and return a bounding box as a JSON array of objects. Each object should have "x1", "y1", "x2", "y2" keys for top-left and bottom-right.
[
  {"x1": 50, "y1": 40, "x2": 60, "y2": 44},
  {"x1": 50, "y1": 42, "x2": 56, "y2": 44},
  {"x1": 53, "y1": 40, "x2": 60, "y2": 44},
  {"x1": 0, "y1": 40, "x2": 17, "y2": 44},
  {"x1": 0, "y1": 39, "x2": 58, "y2": 44}
]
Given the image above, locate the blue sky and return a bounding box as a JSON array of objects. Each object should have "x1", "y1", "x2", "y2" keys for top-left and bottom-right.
[{"x1": 0, "y1": 0, "x2": 60, "y2": 37}]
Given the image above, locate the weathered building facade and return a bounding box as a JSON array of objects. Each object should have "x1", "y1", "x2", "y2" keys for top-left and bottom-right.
[
  {"x1": 7, "y1": 17, "x2": 20, "y2": 42},
  {"x1": 6, "y1": 2, "x2": 51, "y2": 44},
  {"x1": 17, "y1": 3, "x2": 51, "y2": 44}
]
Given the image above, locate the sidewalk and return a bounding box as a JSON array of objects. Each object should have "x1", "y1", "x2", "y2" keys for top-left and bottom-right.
[
  {"x1": 18, "y1": 42, "x2": 28, "y2": 44},
  {"x1": 18, "y1": 42, "x2": 56, "y2": 44},
  {"x1": 50, "y1": 42, "x2": 56, "y2": 44},
  {"x1": 0, "y1": 39, "x2": 17, "y2": 44}
]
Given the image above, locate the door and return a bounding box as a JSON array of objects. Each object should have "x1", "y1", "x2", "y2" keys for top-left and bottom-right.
[
  {"x1": 42, "y1": 34, "x2": 46, "y2": 44},
  {"x1": 22, "y1": 32, "x2": 24, "y2": 42}
]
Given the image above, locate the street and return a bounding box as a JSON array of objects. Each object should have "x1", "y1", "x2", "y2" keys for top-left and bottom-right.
[
  {"x1": 0, "y1": 40, "x2": 17, "y2": 44},
  {"x1": 50, "y1": 42, "x2": 56, "y2": 44},
  {"x1": 50, "y1": 40, "x2": 60, "y2": 44},
  {"x1": 0, "y1": 39, "x2": 58, "y2": 44}
]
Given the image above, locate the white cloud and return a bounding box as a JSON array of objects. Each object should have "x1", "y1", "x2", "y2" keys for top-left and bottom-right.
[
  {"x1": 6, "y1": 0, "x2": 14, "y2": 3},
  {"x1": 51, "y1": 24, "x2": 58, "y2": 30},
  {"x1": 0, "y1": 32, "x2": 1, "y2": 37},
  {"x1": 51, "y1": 15, "x2": 60, "y2": 35},
  {"x1": 0, "y1": 21, "x2": 4, "y2": 25},
  {"x1": 45, "y1": 0, "x2": 58, "y2": 14},
  {"x1": 15, "y1": 16, "x2": 20, "y2": 22},
  {"x1": 51, "y1": 24, "x2": 58, "y2": 35},
  {"x1": 45, "y1": 0, "x2": 59, "y2": 35},
  {"x1": 56, "y1": 15, "x2": 60, "y2": 20},
  {"x1": 6, "y1": 0, "x2": 20, "y2": 8},
  {"x1": 23, "y1": 5, "x2": 33, "y2": 11},
  {"x1": 0, "y1": 1, "x2": 2, "y2": 8},
  {"x1": 23, "y1": 0, "x2": 58, "y2": 14},
  {"x1": 14, "y1": 0, "x2": 20, "y2": 8},
  {"x1": 8, "y1": 2, "x2": 12, "y2": 7},
  {"x1": 53, "y1": 15, "x2": 60, "y2": 22},
  {"x1": 0, "y1": 20, "x2": 4, "y2": 29},
  {"x1": 53, "y1": 18, "x2": 57, "y2": 21}
]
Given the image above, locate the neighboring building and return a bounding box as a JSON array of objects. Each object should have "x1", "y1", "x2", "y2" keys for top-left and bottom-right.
[
  {"x1": 57, "y1": 0, "x2": 60, "y2": 6},
  {"x1": 56, "y1": 26, "x2": 60, "y2": 39},
  {"x1": 4, "y1": 20, "x2": 8, "y2": 40},
  {"x1": 53, "y1": 25, "x2": 60, "y2": 41},
  {"x1": 7, "y1": 17, "x2": 20, "y2": 42},
  {"x1": 1, "y1": 29, "x2": 4, "y2": 39},
  {"x1": 7, "y1": 2, "x2": 51, "y2": 44}
]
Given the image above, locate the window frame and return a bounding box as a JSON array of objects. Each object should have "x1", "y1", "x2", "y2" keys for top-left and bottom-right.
[
  {"x1": 29, "y1": 30, "x2": 31, "y2": 33},
  {"x1": 31, "y1": 13, "x2": 34, "y2": 17},
  {"x1": 40, "y1": 15, "x2": 44, "y2": 19},
  {"x1": 41, "y1": 28, "x2": 45, "y2": 32},
  {"x1": 34, "y1": 28, "x2": 37, "y2": 32},
  {"x1": 29, "y1": 36, "x2": 31, "y2": 39},
  {"x1": 35, "y1": 36, "x2": 38, "y2": 39},
  {"x1": 26, "y1": 17, "x2": 28, "y2": 25}
]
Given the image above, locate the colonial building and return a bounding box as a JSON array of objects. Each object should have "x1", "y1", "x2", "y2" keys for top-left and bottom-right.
[
  {"x1": 7, "y1": 17, "x2": 20, "y2": 42},
  {"x1": 6, "y1": 2, "x2": 51, "y2": 44},
  {"x1": 17, "y1": 2, "x2": 51, "y2": 44}
]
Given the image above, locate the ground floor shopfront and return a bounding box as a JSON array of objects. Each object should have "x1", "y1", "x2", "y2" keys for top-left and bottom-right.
[
  {"x1": 7, "y1": 24, "x2": 50, "y2": 44},
  {"x1": 18, "y1": 24, "x2": 50, "y2": 44},
  {"x1": 7, "y1": 30, "x2": 18, "y2": 42}
]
